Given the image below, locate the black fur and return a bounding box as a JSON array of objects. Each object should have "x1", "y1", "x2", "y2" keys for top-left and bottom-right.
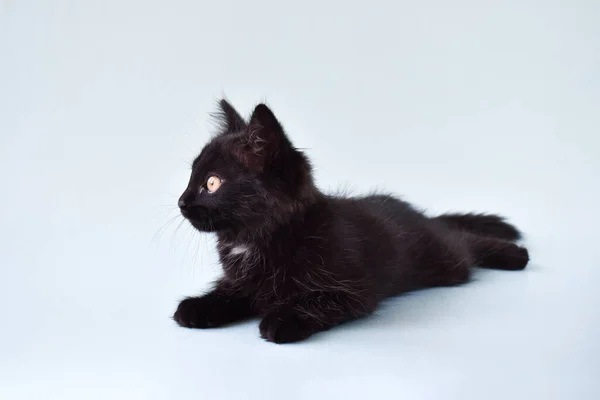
[
  {"x1": 173, "y1": 100, "x2": 529, "y2": 343},
  {"x1": 433, "y1": 213, "x2": 522, "y2": 241}
]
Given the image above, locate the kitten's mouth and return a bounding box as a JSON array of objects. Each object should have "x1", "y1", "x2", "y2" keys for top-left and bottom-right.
[
  {"x1": 180, "y1": 208, "x2": 199, "y2": 224},
  {"x1": 180, "y1": 208, "x2": 192, "y2": 219},
  {"x1": 181, "y1": 209, "x2": 217, "y2": 232},
  {"x1": 181, "y1": 211, "x2": 201, "y2": 226}
]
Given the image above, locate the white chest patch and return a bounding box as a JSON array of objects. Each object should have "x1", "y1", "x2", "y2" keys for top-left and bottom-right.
[{"x1": 229, "y1": 245, "x2": 250, "y2": 256}]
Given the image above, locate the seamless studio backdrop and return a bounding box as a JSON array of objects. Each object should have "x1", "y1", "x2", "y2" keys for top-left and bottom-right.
[{"x1": 1, "y1": 1, "x2": 599, "y2": 399}]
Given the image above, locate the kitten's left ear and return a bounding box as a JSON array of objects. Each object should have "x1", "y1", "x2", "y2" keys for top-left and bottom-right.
[
  {"x1": 236, "y1": 104, "x2": 290, "y2": 171},
  {"x1": 215, "y1": 99, "x2": 247, "y2": 133},
  {"x1": 247, "y1": 103, "x2": 285, "y2": 145}
]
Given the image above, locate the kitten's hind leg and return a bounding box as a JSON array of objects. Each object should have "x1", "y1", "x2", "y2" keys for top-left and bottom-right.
[
  {"x1": 411, "y1": 233, "x2": 472, "y2": 288},
  {"x1": 173, "y1": 279, "x2": 256, "y2": 328},
  {"x1": 259, "y1": 291, "x2": 376, "y2": 344},
  {"x1": 467, "y1": 234, "x2": 529, "y2": 271}
]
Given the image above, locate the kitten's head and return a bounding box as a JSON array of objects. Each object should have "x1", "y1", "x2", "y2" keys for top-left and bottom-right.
[{"x1": 178, "y1": 100, "x2": 317, "y2": 233}]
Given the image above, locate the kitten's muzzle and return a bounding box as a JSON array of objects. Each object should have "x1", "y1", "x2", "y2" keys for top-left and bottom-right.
[
  {"x1": 178, "y1": 196, "x2": 196, "y2": 219},
  {"x1": 178, "y1": 197, "x2": 204, "y2": 221}
]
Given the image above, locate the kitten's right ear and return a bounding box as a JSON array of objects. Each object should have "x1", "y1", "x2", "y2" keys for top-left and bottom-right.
[{"x1": 214, "y1": 99, "x2": 247, "y2": 133}]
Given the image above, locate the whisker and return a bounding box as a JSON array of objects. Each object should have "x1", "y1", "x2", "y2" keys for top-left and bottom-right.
[
  {"x1": 151, "y1": 213, "x2": 182, "y2": 248},
  {"x1": 170, "y1": 218, "x2": 187, "y2": 253}
]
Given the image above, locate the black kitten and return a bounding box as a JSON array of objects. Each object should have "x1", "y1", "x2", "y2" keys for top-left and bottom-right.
[{"x1": 173, "y1": 100, "x2": 529, "y2": 343}]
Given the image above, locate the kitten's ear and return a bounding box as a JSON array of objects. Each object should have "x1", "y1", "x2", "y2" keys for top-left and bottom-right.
[
  {"x1": 236, "y1": 104, "x2": 289, "y2": 171},
  {"x1": 215, "y1": 99, "x2": 246, "y2": 133},
  {"x1": 248, "y1": 103, "x2": 285, "y2": 143}
]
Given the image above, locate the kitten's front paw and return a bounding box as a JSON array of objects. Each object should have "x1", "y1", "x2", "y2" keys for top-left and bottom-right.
[
  {"x1": 259, "y1": 308, "x2": 315, "y2": 344},
  {"x1": 173, "y1": 297, "x2": 219, "y2": 329}
]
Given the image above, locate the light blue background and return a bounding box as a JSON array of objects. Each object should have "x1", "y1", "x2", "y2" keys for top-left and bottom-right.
[{"x1": 1, "y1": 1, "x2": 599, "y2": 399}]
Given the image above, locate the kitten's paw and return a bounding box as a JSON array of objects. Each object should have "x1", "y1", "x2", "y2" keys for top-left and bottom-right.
[
  {"x1": 508, "y1": 245, "x2": 529, "y2": 270},
  {"x1": 259, "y1": 308, "x2": 315, "y2": 344},
  {"x1": 173, "y1": 297, "x2": 219, "y2": 329}
]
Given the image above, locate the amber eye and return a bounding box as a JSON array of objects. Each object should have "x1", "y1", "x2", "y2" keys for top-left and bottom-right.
[{"x1": 206, "y1": 176, "x2": 222, "y2": 193}]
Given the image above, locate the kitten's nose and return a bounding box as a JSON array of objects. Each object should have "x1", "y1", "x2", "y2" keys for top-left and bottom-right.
[{"x1": 178, "y1": 198, "x2": 188, "y2": 209}]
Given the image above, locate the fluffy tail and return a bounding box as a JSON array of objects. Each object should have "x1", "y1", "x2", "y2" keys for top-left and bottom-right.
[{"x1": 434, "y1": 213, "x2": 522, "y2": 242}]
